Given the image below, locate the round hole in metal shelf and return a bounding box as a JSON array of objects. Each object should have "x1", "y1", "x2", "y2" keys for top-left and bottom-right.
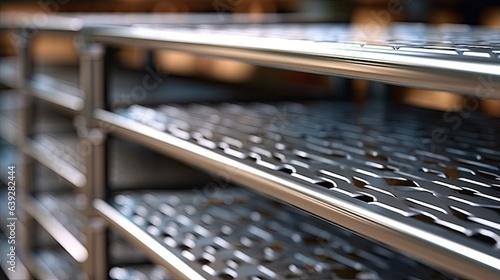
[
  {"x1": 315, "y1": 180, "x2": 336, "y2": 189},
  {"x1": 352, "y1": 194, "x2": 375, "y2": 203},
  {"x1": 278, "y1": 166, "x2": 294, "y2": 174},
  {"x1": 302, "y1": 235, "x2": 328, "y2": 245},
  {"x1": 383, "y1": 177, "x2": 418, "y2": 187},
  {"x1": 198, "y1": 253, "x2": 216, "y2": 265},
  {"x1": 410, "y1": 214, "x2": 436, "y2": 225},
  {"x1": 469, "y1": 232, "x2": 498, "y2": 247},
  {"x1": 332, "y1": 267, "x2": 362, "y2": 279},
  {"x1": 218, "y1": 269, "x2": 237, "y2": 280},
  {"x1": 248, "y1": 275, "x2": 269, "y2": 280},
  {"x1": 455, "y1": 187, "x2": 477, "y2": 196}
]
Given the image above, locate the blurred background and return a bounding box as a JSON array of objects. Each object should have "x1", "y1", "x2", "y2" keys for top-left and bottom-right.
[{"x1": 1, "y1": 0, "x2": 499, "y2": 114}]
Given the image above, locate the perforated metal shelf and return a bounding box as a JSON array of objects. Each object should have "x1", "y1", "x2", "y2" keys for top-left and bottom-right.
[
  {"x1": 35, "y1": 192, "x2": 87, "y2": 244},
  {"x1": 99, "y1": 186, "x2": 459, "y2": 280},
  {"x1": 32, "y1": 248, "x2": 83, "y2": 280},
  {"x1": 24, "y1": 133, "x2": 86, "y2": 188},
  {"x1": 92, "y1": 23, "x2": 500, "y2": 98},
  {"x1": 95, "y1": 101, "x2": 500, "y2": 279},
  {"x1": 110, "y1": 264, "x2": 176, "y2": 280},
  {"x1": 24, "y1": 195, "x2": 88, "y2": 264},
  {"x1": 28, "y1": 67, "x2": 84, "y2": 114}
]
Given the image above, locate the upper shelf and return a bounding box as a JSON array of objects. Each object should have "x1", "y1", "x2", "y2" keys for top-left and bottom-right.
[
  {"x1": 0, "y1": 12, "x2": 337, "y2": 33},
  {"x1": 92, "y1": 23, "x2": 500, "y2": 98},
  {"x1": 28, "y1": 66, "x2": 83, "y2": 114}
]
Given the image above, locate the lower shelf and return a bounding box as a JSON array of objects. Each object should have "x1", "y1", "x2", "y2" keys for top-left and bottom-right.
[
  {"x1": 36, "y1": 192, "x2": 87, "y2": 244},
  {"x1": 0, "y1": 230, "x2": 30, "y2": 280},
  {"x1": 24, "y1": 195, "x2": 88, "y2": 264},
  {"x1": 24, "y1": 134, "x2": 86, "y2": 188},
  {"x1": 110, "y1": 264, "x2": 176, "y2": 280},
  {"x1": 32, "y1": 248, "x2": 84, "y2": 280},
  {"x1": 96, "y1": 185, "x2": 456, "y2": 280}
]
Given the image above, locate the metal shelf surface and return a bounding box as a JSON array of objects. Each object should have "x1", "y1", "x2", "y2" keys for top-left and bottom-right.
[
  {"x1": 24, "y1": 134, "x2": 86, "y2": 188},
  {"x1": 94, "y1": 101, "x2": 500, "y2": 279},
  {"x1": 31, "y1": 249, "x2": 83, "y2": 280},
  {"x1": 97, "y1": 187, "x2": 459, "y2": 280},
  {"x1": 35, "y1": 192, "x2": 87, "y2": 244},
  {"x1": 94, "y1": 199, "x2": 204, "y2": 280},
  {"x1": 28, "y1": 69, "x2": 83, "y2": 114},
  {"x1": 109, "y1": 265, "x2": 176, "y2": 280},
  {"x1": 0, "y1": 90, "x2": 20, "y2": 146},
  {"x1": 92, "y1": 23, "x2": 500, "y2": 98},
  {"x1": 0, "y1": 12, "x2": 337, "y2": 32},
  {"x1": 24, "y1": 195, "x2": 88, "y2": 263}
]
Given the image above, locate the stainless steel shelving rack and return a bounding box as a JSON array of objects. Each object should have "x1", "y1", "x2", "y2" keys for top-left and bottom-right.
[
  {"x1": 89, "y1": 23, "x2": 500, "y2": 280},
  {"x1": 1, "y1": 13, "x2": 345, "y2": 280},
  {"x1": 1, "y1": 12, "x2": 499, "y2": 280},
  {"x1": 0, "y1": 13, "x2": 103, "y2": 280}
]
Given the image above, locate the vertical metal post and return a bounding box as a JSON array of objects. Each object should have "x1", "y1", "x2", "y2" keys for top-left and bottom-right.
[
  {"x1": 78, "y1": 34, "x2": 107, "y2": 280},
  {"x1": 15, "y1": 31, "x2": 35, "y2": 280}
]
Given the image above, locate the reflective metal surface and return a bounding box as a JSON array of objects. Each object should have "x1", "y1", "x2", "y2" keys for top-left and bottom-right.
[
  {"x1": 32, "y1": 249, "x2": 82, "y2": 280},
  {"x1": 107, "y1": 186, "x2": 460, "y2": 279},
  {"x1": 24, "y1": 134, "x2": 86, "y2": 188},
  {"x1": 24, "y1": 196, "x2": 88, "y2": 263},
  {"x1": 36, "y1": 192, "x2": 87, "y2": 244},
  {"x1": 110, "y1": 265, "x2": 176, "y2": 280},
  {"x1": 92, "y1": 24, "x2": 500, "y2": 98},
  {"x1": 95, "y1": 100, "x2": 500, "y2": 279},
  {"x1": 94, "y1": 199, "x2": 205, "y2": 280}
]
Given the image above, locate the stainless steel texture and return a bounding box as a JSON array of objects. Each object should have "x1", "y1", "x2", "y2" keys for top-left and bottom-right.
[
  {"x1": 24, "y1": 195, "x2": 88, "y2": 263},
  {"x1": 92, "y1": 23, "x2": 500, "y2": 98},
  {"x1": 94, "y1": 100, "x2": 500, "y2": 279},
  {"x1": 32, "y1": 249, "x2": 83, "y2": 280},
  {"x1": 27, "y1": 75, "x2": 83, "y2": 114},
  {"x1": 105, "y1": 186, "x2": 459, "y2": 279},
  {"x1": 94, "y1": 199, "x2": 205, "y2": 280},
  {"x1": 23, "y1": 137, "x2": 86, "y2": 188},
  {"x1": 109, "y1": 265, "x2": 175, "y2": 280},
  {"x1": 35, "y1": 192, "x2": 87, "y2": 244},
  {"x1": 0, "y1": 13, "x2": 336, "y2": 32},
  {"x1": 0, "y1": 90, "x2": 19, "y2": 145}
]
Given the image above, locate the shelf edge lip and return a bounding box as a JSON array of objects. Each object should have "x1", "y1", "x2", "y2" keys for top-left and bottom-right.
[
  {"x1": 24, "y1": 196, "x2": 88, "y2": 263},
  {"x1": 94, "y1": 109, "x2": 500, "y2": 280},
  {"x1": 27, "y1": 80, "x2": 83, "y2": 114},
  {"x1": 22, "y1": 139, "x2": 86, "y2": 188},
  {"x1": 93, "y1": 199, "x2": 206, "y2": 280}
]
